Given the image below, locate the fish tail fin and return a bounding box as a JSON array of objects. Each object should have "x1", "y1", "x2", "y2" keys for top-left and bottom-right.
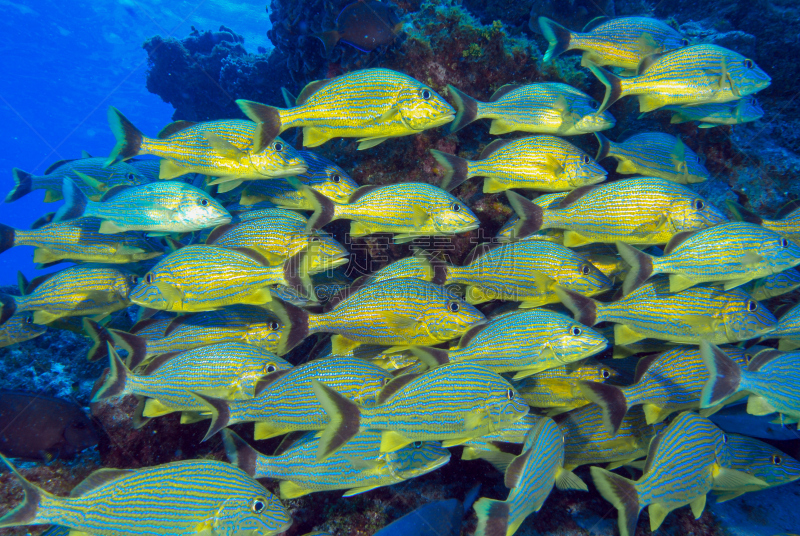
[
  {"x1": 106, "y1": 106, "x2": 143, "y2": 166},
  {"x1": 616, "y1": 242, "x2": 655, "y2": 296},
  {"x1": 6, "y1": 169, "x2": 33, "y2": 203},
  {"x1": 0, "y1": 222, "x2": 16, "y2": 254},
  {"x1": 0, "y1": 454, "x2": 49, "y2": 527},
  {"x1": 283, "y1": 246, "x2": 315, "y2": 300},
  {"x1": 235, "y1": 99, "x2": 282, "y2": 153},
  {"x1": 506, "y1": 190, "x2": 544, "y2": 239},
  {"x1": 725, "y1": 200, "x2": 763, "y2": 225},
  {"x1": 538, "y1": 16, "x2": 572, "y2": 62},
  {"x1": 109, "y1": 329, "x2": 148, "y2": 368},
  {"x1": 409, "y1": 346, "x2": 451, "y2": 369},
  {"x1": 588, "y1": 64, "x2": 624, "y2": 114},
  {"x1": 221, "y1": 429, "x2": 259, "y2": 477},
  {"x1": 92, "y1": 344, "x2": 130, "y2": 401},
  {"x1": 190, "y1": 391, "x2": 232, "y2": 442},
  {"x1": 447, "y1": 85, "x2": 480, "y2": 133},
  {"x1": 554, "y1": 286, "x2": 600, "y2": 325},
  {"x1": 0, "y1": 293, "x2": 17, "y2": 326},
  {"x1": 472, "y1": 497, "x2": 510, "y2": 536},
  {"x1": 266, "y1": 298, "x2": 310, "y2": 355},
  {"x1": 53, "y1": 179, "x2": 88, "y2": 223},
  {"x1": 594, "y1": 132, "x2": 612, "y2": 161},
  {"x1": 700, "y1": 341, "x2": 742, "y2": 408},
  {"x1": 83, "y1": 318, "x2": 112, "y2": 361},
  {"x1": 313, "y1": 30, "x2": 340, "y2": 57},
  {"x1": 579, "y1": 381, "x2": 629, "y2": 436},
  {"x1": 430, "y1": 149, "x2": 470, "y2": 191},
  {"x1": 590, "y1": 466, "x2": 640, "y2": 536},
  {"x1": 293, "y1": 178, "x2": 336, "y2": 231},
  {"x1": 311, "y1": 379, "x2": 362, "y2": 460}
]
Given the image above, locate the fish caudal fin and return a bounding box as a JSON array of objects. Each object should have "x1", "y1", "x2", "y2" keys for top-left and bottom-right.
[
  {"x1": 53, "y1": 179, "x2": 88, "y2": 223},
  {"x1": 700, "y1": 341, "x2": 742, "y2": 408},
  {"x1": 0, "y1": 293, "x2": 17, "y2": 326},
  {"x1": 538, "y1": 17, "x2": 572, "y2": 62},
  {"x1": 283, "y1": 245, "x2": 316, "y2": 300},
  {"x1": 108, "y1": 329, "x2": 148, "y2": 369},
  {"x1": 506, "y1": 191, "x2": 544, "y2": 239},
  {"x1": 266, "y1": 298, "x2": 310, "y2": 355},
  {"x1": 106, "y1": 106, "x2": 143, "y2": 166},
  {"x1": 409, "y1": 346, "x2": 451, "y2": 369},
  {"x1": 311, "y1": 379, "x2": 362, "y2": 461},
  {"x1": 725, "y1": 200, "x2": 763, "y2": 225},
  {"x1": 594, "y1": 132, "x2": 612, "y2": 161},
  {"x1": 236, "y1": 99, "x2": 282, "y2": 153},
  {"x1": 616, "y1": 242, "x2": 655, "y2": 296},
  {"x1": 313, "y1": 30, "x2": 340, "y2": 57},
  {"x1": 430, "y1": 149, "x2": 471, "y2": 192},
  {"x1": 588, "y1": 64, "x2": 624, "y2": 114},
  {"x1": 290, "y1": 178, "x2": 336, "y2": 231},
  {"x1": 580, "y1": 381, "x2": 628, "y2": 436},
  {"x1": 0, "y1": 454, "x2": 49, "y2": 527},
  {"x1": 553, "y1": 286, "x2": 600, "y2": 326},
  {"x1": 92, "y1": 344, "x2": 130, "y2": 401},
  {"x1": 83, "y1": 318, "x2": 112, "y2": 361},
  {"x1": 190, "y1": 392, "x2": 232, "y2": 441},
  {"x1": 6, "y1": 169, "x2": 33, "y2": 203},
  {"x1": 221, "y1": 429, "x2": 259, "y2": 477},
  {"x1": 590, "y1": 466, "x2": 640, "y2": 536},
  {"x1": 447, "y1": 84, "x2": 480, "y2": 134},
  {"x1": 0, "y1": 223, "x2": 16, "y2": 254},
  {"x1": 472, "y1": 497, "x2": 510, "y2": 536}
]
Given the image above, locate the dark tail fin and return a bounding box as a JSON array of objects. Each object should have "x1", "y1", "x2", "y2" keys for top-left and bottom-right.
[
  {"x1": 538, "y1": 17, "x2": 573, "y2": 62},
  {"x1": 311, "y1": 379, "x2": 362, "y2": 461},
  {"x1": 409, "y1": 346, "x2": 451, "y2": 370},
  {"x1": 190, "y1": 392, "x2": 232, "y2": 442},
  {"x1": 283, "y1": 245, "x2": 316, "y2": 300},
  {"x1": 92, "y1": 344, "x2": 130, "y2": 401},
  {"x1": 313, "y1": 30, "x2": 340, "y2": 57},
  {"x1": 616, "y1": 242, "x2": 655, "y2": 296},
  {"x1": 236, "y1": 100, "x2": 282, "y2": 153},
  {"x1": 0, "y1": 454, "x2": 47, "y2": 527},
  {"x1": 506, "y1": 191, "x2": 544, "y2": 239},
  {"x1": 6, "y1": 169, "x2": 33, "y2": 203},
  {"x1": 580, "y1": 381, "x2": 629, "y2": 436},
  {"x1": 594, "y1": 132, "x2": 612, "y2": 161},
  {"x1": 106, "y1": 107, "x2": 143, "y2": 166},
  {"x1": 590, "y1": 466, "x2": 640, "y2": 536},
  {"x1": 293, "y1": 178, "x2": 336, "y2": 231},
  {"x1": 447, "y1": 85, "x2": 480, "y2": 134},
  {"x1": 725, "y1": 200, "x2": 763, "y2": 225},
  {"x1": 472, "y1": 497, "x2": 510, "y2": 536},
  {"x1": 280, "y1": 87, "x2": 297, "y2": 108},
  {"x1": 0, "y1": 223, "x2": 16, "y2": 254},
  {"x1": 553, "y1": 286, "x2": 600, "y2": 326},
  {"x1": 430, "y1": 149, "x2": 471, "y2": 191},
  {"x1": 0, "y1": 293, "x2": 17, "y2": 326},
  {"x1": 266, "y1": 299, "x2": 310, "y2": 355},
  {"x1": 83, "y1": 318, "x2": 113, "y2": 361},
  {"x1": 53, "y1": 179, "x2": 88, "y2": 223},
  {"x1": 109, "y1": 329, "x2": 148, "y2": 369},
  {"x1": 588, "y1": 64, "x2": 623, "y2": 114},
  {"x1": 700, "y1": 341, "x2": 742, "y2": 408},
  {"x1": 221, "y1": 429, "x2": 259, "y2": 477}
]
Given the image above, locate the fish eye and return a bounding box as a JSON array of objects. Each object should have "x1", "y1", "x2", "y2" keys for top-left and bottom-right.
[
  {"x1": 332, "y1": 174, "x2": 341, "y2": 183},
  {"x1": 693, "y1": 199, "x2": 705, "y2": 210},
  {"x1": 265, "y1": 363, "x2": 277, "y2": 373},
  {"x1": 24, "y1": 316, "x2": 33, "y2": 324},
  {"x1": 772, "y1": 454, "x2": 783, "y2": 465},
  {"x1": 747, "y1": 300, "x2": 757, "y2": 312},
  {"x1": 681, "y1": 38, "x2": 690, "y2": 46},
  {"x1": 780, "y1": 238, "x2": 790, "y2": 248},
  {"x1": 722, "y1": 433, "x2": 728, "y2": 443},
  {"x1": 413, "y1": 441, "x2": 423, "y2": 448},
  {"x1": 126, "y1": 173, "x2": 136, "y2": 181},
  {"x1": 129, "y1": 275, "x2": 139, "y2": 284},
  {"x1": 451, "y1": 203, "x2": 461, "y2": 212},
  {"x1": 744, "y1": 58, "x2": 754, "y2": 69},
  {"x1": 269, "y1": 321, "x2": 280, "y2": 330},
  {"x1": 250, "y1": 497, "x2": 266, "y2": 513},
  {"x1": 582, "y1": 155, "x2": 591, "y2": 164},
  {"x1": 201, "y1": 198, "x2": 209, "y2": 207},
  {"x1": 570, "y1": 326, "x2": 582, "y2": 336},
  {"x1": 420, "y1": 89, "x2": 432, "y2": 100},
  {"x1": 381, "y1": 377, "x2": 391, "y2": 386},
  {"x1": 448, "y1": 301, "x2": 460, "y2": 312},
  {"x1": 601, "y1": 368, "x2": 611, "y2": 379},
  {"x1": 506, "y1": 388, "x2": 514, "y2": 401},
  {"x1": 310, "y1": 236, "x2": 320, "y2": 242},
  {"x1": 581, "y1": 264, "x2": 591, "y2": 275},
  {"x1": 589, "y1": 99, "x2": 599, "y2": 109},
  {"x1": 145, "y1": 273, "x2": 153, "y2": 284},
  {"x1": 273, "y1": 142, "x2": 283, "y2": 152}
]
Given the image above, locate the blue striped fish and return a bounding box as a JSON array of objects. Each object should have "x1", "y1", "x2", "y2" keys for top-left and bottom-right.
[
  {"x1": 0, "y1": 455, "x2": 292, "y2": 536},
  {"x1": 557, "y1": 277, "x2": 777, "y2": 346},
  {"x1": 590, "y1": 45, "x2": 771, "y2": 113},
  {"x1": 312, "y1": 361, "x2": 530, "y2": 458},
  {"x1": 192, "y1": 355, "x2": 392, "y2": 441},
  {"x1": 411, "y1": 309, "x2": 607, "y2": 378},
  {"x1": 618, "y1": 221, "x2": 800, "y2": 295},
  {"x1": 267, "y1": 278, "x2": 485, "y2": 355},
  {"x1": 236, "y1": 68, "x2": 455, "y2": 150},
  {"x1": 237, "y1": 207, "x2": 309, "y2": 224},
  {"x1": 473, "y1": 418, "x2": 587, "y2": 536},
  {"x1": 768, "y1": 302, "x2": 800, "y2": 349},
  {"x1": 430, "y1": 135, "x2": 606, "y2": 193},
  {"x1": 495, "y1": 192, "x2": 566, "y2": 242},
  {"x1": 701, "y1": 343, "x2": 800, "y2": 425},
  {"x1": 591, "y1": 412, "x2": 762, "y2": 536},
  {"x1": 728, "y1": 202, "x2": 800, "y2": 245},
  {"x1": 0, "y1": 266, "x2": 135, "y2": 326},
  {"x1": 7, "y1": 157, "x2": 146, "y2": 203},
  {"x1": 0, "y1": 313, "x2": 46, "y2": 348},
  {"x1": 537, "y1": 16, "x2": 688, "y2": 70},
  {"x1": 128, "y1": 158, "x2": 169, "y2": 181},
  {"x1": 715, "y1": 433, "x2": 800, "y2": 502},
  {"x1": 129, "y1": 245, "x2": 314, "y2": 312},
  {"x1": 447, "y1": 82, "x2": 614, "y2": 135},
  {"x1": 506, "y1": 177, "x2": 728, "y2": 246},
  {"x1": 745, "y1": 269, "x2": 800, "y2": 300},
  {"x1": 223, "y1": 429, "x2": 449, "y2": 498},
  {"x1": 442, "y1": 240, "x2": 612, "y2": 307},
  {"x1": 580, "y1": 345, "x2": 751, "y2": 435},
  {"x1": 595, "y1": 132, "x2": 709, "y2": 184},
  {"x1": 53, "y1": 179, "x2": 231, "y2": 235},
  {"x1": 106, "y1": 108, "x2": 308, "y2": 186},
  {"x1": 461, "y1": 414, "x2": 541, "y2": 460},
  {"x1": 300, "y1": 181, "x2": 479, "y2": 243},
  {"x1": 663, "y1": 96, "x2": 764, "y2": 128}
]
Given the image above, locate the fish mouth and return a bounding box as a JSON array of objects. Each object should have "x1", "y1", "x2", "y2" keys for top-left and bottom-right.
[
  {"x1": 458, "y1": 222, "x2": 481, "y2": 233},
  {"x1": 425, "y1": 113, "x2": 456, "y2": 130}
]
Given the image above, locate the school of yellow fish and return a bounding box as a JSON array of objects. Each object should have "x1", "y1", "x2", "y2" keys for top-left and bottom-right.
[{"x1": 2, "y1": 14, "x2": 800, "y2": 536}]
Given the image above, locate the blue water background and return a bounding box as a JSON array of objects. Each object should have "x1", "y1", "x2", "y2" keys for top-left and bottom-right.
[{"x1": 0, "y1": 0, "x2": 273, "y2": 285}]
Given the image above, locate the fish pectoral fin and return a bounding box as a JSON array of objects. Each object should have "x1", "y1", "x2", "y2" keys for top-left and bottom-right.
[
  {"x1": 740, "y1": 252, "x2": 764, "y2": 265},
  {"x1": 330, "y1": 334, "x2": 362, "y2": 355},
  {"x1": 380, "y1": 430, "x2": 414, "y2": 452},
  {"x1": 342, "y1": 455, "x2": 381, "y2": 471},
  {"x1": 239, "y1": 287, "x2": 273, "y2": 305},
  {"x1": 713, "y1": 465, "x2": 768, "y2": 490},
  {"x1": 668, "y1": 273, "x2": 697, "y2": 292},
  {"x1": 343, "y1": 485, "x2": 384, "y2": 497},
  {"x1": 464, "y1": 408, "x2": 487, "y2": 430},
  {"x1": 613, "y1": 324, "x2": 646, "y2": 345},
  {"x1": 562, "y1": 231, "x2": 593, "y2": 247},
  {"x1": 143, "y1": 398, "x2": 175, "y2": 417},
  {"x1": 410, "y1": 204, "x2": 430, "y2": 229},
  {"x1": 98, "y1": 220, "x2": 127, "y2": 234},
  {"x1": 381, "y1": 311, "x2": 423, "y2": 331},
  {"x1": 544, "y1": 154, "x2": 565, "y2": 177},
  {"x1": 378, "y1": 105, "x2": 401, "y2": 122},
  {"x1": 555, "y1": 467, "x2": 588, "y2": 491},
  {"x1": 676, "y1": 314, "x2": 719, "y2": 332},
  {"x1": 180, "y1": 411, "x2": 207, "y2": 424},
  {"x1": 689, "y1": 494, "x2": 706, "y2": 519},
  {"x1": 201, "y1": 131, "x2": 244, "y2": 159},
  {"x1": 642, "y1": 403, "x2": 670, "y2": 424},
  {"x1": 253, "y1": 421, "x2": 294, "y2": 440},
  {"x1": 302, "y1": 127, "x2": 331, "y2": 148},
  {"x1": 648, "y1": 502, "x2": 671, "y2": 532},
  {"x1": 279, "y1": 480, "x2": 313, "y2": 499},
  {"x1": 746, "y1": 395, "x2": 776, "y2": 416}
]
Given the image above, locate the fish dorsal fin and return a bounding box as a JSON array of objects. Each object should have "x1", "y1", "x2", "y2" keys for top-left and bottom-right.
[
  {"x1": 205, "y1": 223, "x2": 236, "y2": 245},
  {"x1": 377, "y1": 373, "x2": 421, "y2": 404},
  {"x1": 558, "y1": 185, "x2": 598, "y2": 208},
  {"x1": 663, "y1": 230, "x2": 697, "y2": 255},
  {"x1": 25, "y1": 272, "x2": 55, "y2": 295},
  {"x1": 70, "y1": 468, "x2": 135, "y2": 497},
  {"x1": 489, "y1": 84, "x2": 522, "y2": 102},
  {"x1": 458, "y1": 322, "x2": 488, "y2": 349},
  {"x1": 281, "y1": 87, "x2": 297, "y2": 108},
  {"x1": 747, "y1": 349, "x2": 784, "y2": 372},
  {"x1": 254, "y1": 369, "x2": 292, "y2": 396},
  {"x1": 463, "y1": 242, "x2": 502, "y2": 265},
  {"x1": 231, "y1": 247, "x2": 271, "y2": 266},
  {"x1": 582, "y1": 15, "x2": 608, "y2": 32},
  {"x1": 129, "y1": 317, "x2": 160, "y2": 335},
  {"x1": 642, "y1": 430, "x2": 665, "y2": 475},
  {"x1": 348, "y1": 184, "x2": 381, "y2": 204},
  {"x1": 82, "y1": 150, "x2": 93, "y2": 158},
  {"x1": 637, "y1": 52, "x2": 666, "y2": 75},
  {"x1": 504, "y1": 447, "x2": 533, "y2": 489},
  {"x1": 100, "y1": 185, "x2": 129, "y2": 202},
  {"x1": 479, "y1": 139, "x2": 513, "y2": 160},
  {"x1": 777, "y1": 199, "x2": 800, "y2": 219},
  {"x1": 141, "y1": 351, "x2": 181, "y2": 375},
  {"x1": 31, "y1": 212, "x2": 56, "y2": 229},
  {"x1": 296, "y1": 78, "x2": 333, "y2": 106},
  {"x1": 633, "y1": 352, "x2": 663, "y2": 384},
  {"x1": 157, "y1": 120, "x2": 198, "y2": 139},
  {"x1": 164, "y1": 315, "x2": 189, "y2": 337},
  {"x1": 45, "y1": 159, "x2": 76, "y2": 174}
]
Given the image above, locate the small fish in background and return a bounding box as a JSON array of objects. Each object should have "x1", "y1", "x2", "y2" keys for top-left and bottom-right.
[
  {"x1": 0, "y1": 313, "x2": 47, "y2": 348},
  {"x1": 314, "y1": 0, "x2": 403, "y2": 57},
  {"x1": 0, "y1": 390, "x2": 97, "y2": 460},
  {"x1": 744, "y1": 269, "x2": 800, "y2": 301},
  {"x1": 372, "y1": 485, "x2": 481, "y2": 536},
  {"x1": 662, "y1": 96, "x2": 765, "y2": 128},
  {"x1": 728, "y1": 199, "x2": 800, "y2": 246}
]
